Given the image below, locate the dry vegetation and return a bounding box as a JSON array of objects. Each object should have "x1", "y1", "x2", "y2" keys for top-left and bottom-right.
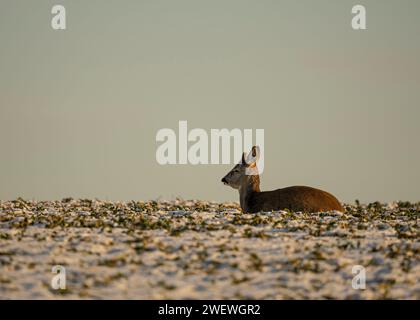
[{"x1": 0, "y1": 198, "x2": 419, "y2": 299}]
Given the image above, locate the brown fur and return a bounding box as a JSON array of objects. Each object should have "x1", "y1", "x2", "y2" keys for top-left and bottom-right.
[{"x1": 222, "y1": 147, "x2": 344, "y2": 213}]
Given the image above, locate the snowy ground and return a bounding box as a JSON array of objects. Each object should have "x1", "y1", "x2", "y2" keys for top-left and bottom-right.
[{"x1": 0, "y1": 198, "x2": 419, "y2": 299}]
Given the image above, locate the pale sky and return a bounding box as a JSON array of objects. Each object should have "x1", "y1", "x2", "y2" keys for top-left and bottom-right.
[{"x1": 1, "y1": 0, "x2": 419, "y2": 203}]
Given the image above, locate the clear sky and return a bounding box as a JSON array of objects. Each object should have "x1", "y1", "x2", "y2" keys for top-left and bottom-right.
[{"x1": 1, "y1": 0, "x2": 419, "y2": 203}]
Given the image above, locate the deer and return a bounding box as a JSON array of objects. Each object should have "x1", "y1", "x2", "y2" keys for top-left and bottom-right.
[{"x1": 221, "y1": 146, "x2": 344, "y2": 213}]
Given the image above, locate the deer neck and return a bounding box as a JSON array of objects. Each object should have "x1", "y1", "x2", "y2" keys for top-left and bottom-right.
[{"x1": 238, "y1": 174, "x2": 261, "y2": 211}]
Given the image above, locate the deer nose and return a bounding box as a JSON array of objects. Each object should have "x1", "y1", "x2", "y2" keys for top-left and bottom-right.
[{"x1": 221, "y1": 177, "x2": 227, "y2": 184}]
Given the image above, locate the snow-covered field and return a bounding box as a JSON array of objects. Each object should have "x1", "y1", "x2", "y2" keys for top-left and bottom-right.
[{"x1": 0, "y1": 198, "x2": 419, "y2": 299}]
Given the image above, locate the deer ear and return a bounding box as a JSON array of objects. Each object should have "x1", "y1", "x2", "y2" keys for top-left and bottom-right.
[
  {"x1": 246, "y1": 146, "x2": 260, "y2": 165},
  {"x1": 241, "y1": 152, "x2": 247, "y2": 165},
  {"x1": 251, "y1": 146, "x2": 259, "y2": 158}
]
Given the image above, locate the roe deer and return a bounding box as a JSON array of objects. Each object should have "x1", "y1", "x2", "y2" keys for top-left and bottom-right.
[{"x1": 221, "y1": 146, "x2": 344, "y2": 213}]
